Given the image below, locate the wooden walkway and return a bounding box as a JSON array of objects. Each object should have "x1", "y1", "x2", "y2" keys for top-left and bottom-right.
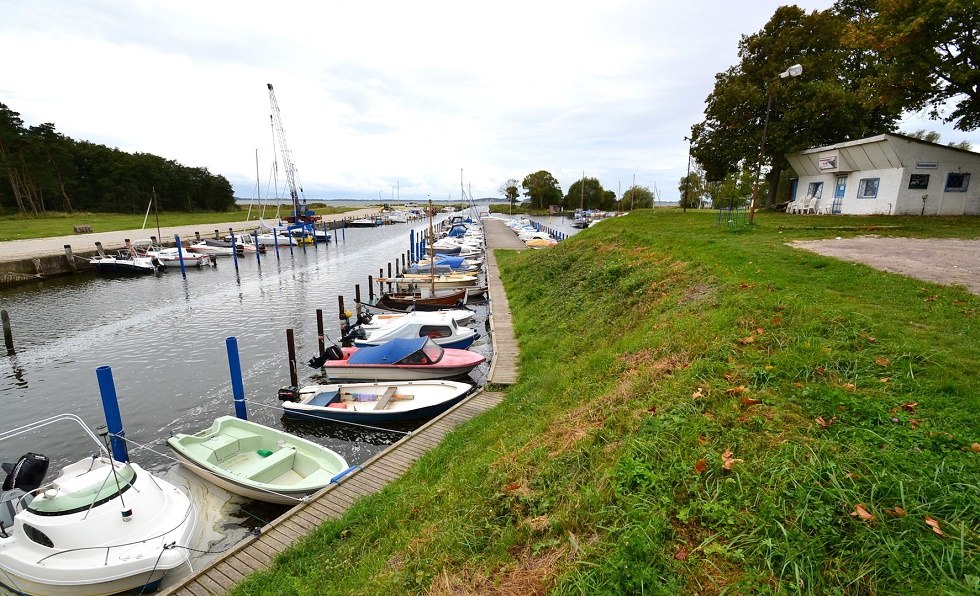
[
  {"x1": 481, "y1": 217, "x2": 526, "y2": 385},
  {"x1": 162, "y1": 216, "x2": 525, "y2": 595}
]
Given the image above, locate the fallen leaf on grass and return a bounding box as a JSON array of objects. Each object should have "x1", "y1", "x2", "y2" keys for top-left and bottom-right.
[
  {"x1": 694, "y1": 459, "x2": 707, "y2": 474},
  {"x1": 909, "y1": 419, "x2": 920, "y2": 429},
  {"x1": 772, "y1": 316, "x2": 783, "y2": 325},
  {"x1": 739, "y1": 282, "x2": 755, "y2": 289},
  {"x1": 504, "y1": 482, "x2": 521, "y2": 492},
  {"x1": 885, "y1": 506, "x2": 907, "y2": 518},
  {"x1": 692, "y1": 388, "x2": 704, "y2": 399},
  {"x1": 721, "y1": 448, "x2": 743, "y2": 470},
  {"x1": 724, "y1": 373, "x2": 736, "y2": 382},
  {"x1": 738, "y1": 336, "x2": 755, "y2": 345},
  {"x1": 726, "y1": 385, "x2": 747, "y2": 395},
  {"x1": 815, "y1": 416, "x2": 837, "y2": 429},
  {"x1": 924, "y1": 516, "x2": 945, "y2": 537},
  {"x1": 755, "y1": 327, "x2": 765, "y2": 335},
  {"x1": 925, "y1": 295, "x2": 937, "y2": 302},
  {"x1": 901, "y1": 402, "x2": 918, "y2": 413},
  {"x1": 842, "y1": 383, "x2": 856, "y2": 391},
  {"x1": 850, "y1": 504, "x2": 875, "y2": 522},
  {"x1": 880, "y1": 377, "x2": 891, "y2": 383},
  {"x1": 972, "y1": 443, "x2": 980, "y2": 452},
  {"x1": 875, "y1": 357, "x2": 890, "y2": 366},
  {"x1": 741, "y1": 396, "x2": 762, "y2": 407},
  {"x1": 675, "y1": 547, "x2": 689, "y2": 561}
]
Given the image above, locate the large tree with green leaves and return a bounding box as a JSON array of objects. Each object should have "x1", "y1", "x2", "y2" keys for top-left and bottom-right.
[
  {"x1": 521, "y1": 170, "x2": 562, "y2": 210},
  {"x1": 565, "y1": 176, "x2": 616, "y2": 210},
  {"x1": 691, "y1": 5, "x2": 902, "y2": 207},
  {"x1": 837, "y1": 0, "x2": 980, "y2": 131},
  {"x1": 621, "y1": 185, "x2": 654, "y2": 210},
  {"x1": 498, "y1": 178, "x2": 520, "y2": 212}
]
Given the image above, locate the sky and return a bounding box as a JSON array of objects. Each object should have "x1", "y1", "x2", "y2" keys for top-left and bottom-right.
[{"x1": 2, "y1": 1, "x2": 978, "y2": 203}]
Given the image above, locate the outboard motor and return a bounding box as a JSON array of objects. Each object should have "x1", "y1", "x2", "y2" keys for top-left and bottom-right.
[
  {"x1": 277, "y1": 386, "x2": 300, "y2": 402},
  {"x1": 308, "y1": 344, "x2": 344, "y2": 369},
  {"x1": 2, "y1": 453, "x2": 49, "y2": 537},
  {"x1": 2, "y1": 452, "x2": 49, "y2": 493}
]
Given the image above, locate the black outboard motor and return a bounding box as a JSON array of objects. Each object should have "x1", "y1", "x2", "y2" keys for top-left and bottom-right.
[
  {"x1": 277, "y1": 386, "x2": 300, "y2": 402},
  {"x1": 2, "y1": 452, "x2": 49, "y2": 493},
  {"x1": 308, "y1": 344, "x2": 344, "y2": 369}
]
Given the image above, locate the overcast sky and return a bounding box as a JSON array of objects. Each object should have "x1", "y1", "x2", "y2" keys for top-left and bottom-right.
[{"x1": 3, "y1": 1, "x2": 978, "y2": 203}]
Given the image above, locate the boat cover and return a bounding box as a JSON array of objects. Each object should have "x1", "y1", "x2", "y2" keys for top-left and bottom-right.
[{"x1": 347, "y1": 337, "x2": 431, "y2": 365}]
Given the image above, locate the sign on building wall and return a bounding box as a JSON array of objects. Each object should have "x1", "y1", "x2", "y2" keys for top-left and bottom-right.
[
  {"x1": 818, "y1": 155, "x2": 838, "y2": 170},
  {"x1": 915, "y1": 162, "x2": 939, "y2": 169}
]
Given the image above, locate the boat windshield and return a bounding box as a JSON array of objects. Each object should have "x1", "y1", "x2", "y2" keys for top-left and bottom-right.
[
  {"x1": 28, "y1": 459, "x2": 136, "y2": 516},
  {"x1": 421, "y1": 338, "x2": 444, "y2": 363}
]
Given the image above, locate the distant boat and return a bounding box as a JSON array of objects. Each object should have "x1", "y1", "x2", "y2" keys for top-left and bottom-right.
[
  {"x1": 167, "y1": 416, "x2": 350, "y2": 505},
  {"x1": 279, "y1": 379, "x2": 473, "y2": 423},
  {"x1": 352, "y1": 310, "x2": 479, "y2": 350}
]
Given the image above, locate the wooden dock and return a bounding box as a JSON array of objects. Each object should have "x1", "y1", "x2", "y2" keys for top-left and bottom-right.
[{"x1": 162, "y1": 216, "x2": 524, "y2": 595}]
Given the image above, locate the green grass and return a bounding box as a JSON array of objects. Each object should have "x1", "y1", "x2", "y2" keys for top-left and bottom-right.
[
  {"x1": 0, "y1": 205, "x2": 359, "y2": 241},
  {"x1": 231, "y1": 211, "x2": 980, "y2": 594}
]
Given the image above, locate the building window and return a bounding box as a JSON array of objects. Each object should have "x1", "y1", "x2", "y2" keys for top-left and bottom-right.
[
  {"x1": 945, "y1": 172, "x2": 971, "y2": 192},
  {"x1": 908, "y1": 174, "x2": 930, "y2": 190},
  {"x1": 857, "y1": 178, "x2": 880, "y2": 198},
  {"x1": 806, "y1": 182, "x2": 823, "y2": 198}
]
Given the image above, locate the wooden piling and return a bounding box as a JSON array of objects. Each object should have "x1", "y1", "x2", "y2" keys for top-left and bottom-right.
[
  {"x1": 368, "y1": 275, "x2": 374, "y2": 301},
  {"x1": 2, "y1": 309, "x2": 13, "y2": 355},
  {"x1": 316, "y1": 309, "x2": 325, "y2": 355},
  {"x1": 64, "y1": 245, "x2": 77, "y2": 273},
  {"x1": 286, "y1": 328, "x2": 298, "y2": 387}
]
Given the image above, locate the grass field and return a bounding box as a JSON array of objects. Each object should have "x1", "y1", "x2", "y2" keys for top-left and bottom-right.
[
  {"x1": 0, "y1": 206, "x2": 360, "y2": 242},
  {"x1": 230, "y1": 211, "x2": 979, "y2": 594}
]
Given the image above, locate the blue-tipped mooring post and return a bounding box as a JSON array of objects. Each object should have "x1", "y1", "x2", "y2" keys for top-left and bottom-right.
[
  {"x1": 226, "y1": 337, "x2": 248, "y2": 420},
  {"x1": 253, "y1": 230, "x2": 261, "y2": 263},
  {"x1": 409, "y1": 229, "x2": 415, "y2": 262},
  {"x1": 95, "y1": 365, "x2": 129, "y2": 462},
  {"x1": 175, "y1": 234, "x2": 187, "y2": 276}
]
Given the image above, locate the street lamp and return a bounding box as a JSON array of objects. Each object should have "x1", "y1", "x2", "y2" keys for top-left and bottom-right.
[
  {"x1": 683, "y1": 135, "x2": 693, "y2": 212},
  {"x1": 747, "y1": 63, "x2": 802, "y2": 224}
]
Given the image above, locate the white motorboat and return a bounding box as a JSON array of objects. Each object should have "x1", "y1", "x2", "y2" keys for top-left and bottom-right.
[
  {"x1": 146, "y1": 246, "x2": 213, "y2": 268},
  {"x1": 0, "y1": 415, "x2": 197, "y2": 596},
  {"x1": 88, "y1": 249, "x2": 163, "y2": 274},
  {"x1": 280, "y1": 379, "x2": 473, "y2": 424},
  {"x1": 352, "y1": 310, "x2": 479, "y2": 350}
]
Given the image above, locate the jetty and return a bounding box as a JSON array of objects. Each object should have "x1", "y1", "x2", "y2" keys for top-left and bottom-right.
[{"x1": 161, "y1": 216, "x2": 526, "y2": 595}]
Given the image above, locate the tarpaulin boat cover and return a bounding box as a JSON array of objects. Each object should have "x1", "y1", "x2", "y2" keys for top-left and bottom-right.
[{"x1": 347, "y1": 337, "x2": 430, "y2": 364}]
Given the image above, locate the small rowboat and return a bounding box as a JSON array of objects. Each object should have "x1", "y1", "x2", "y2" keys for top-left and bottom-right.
[
  {"x1": 167, "y1": 416, "x2": 351, "y2": 504},
  {"x1": 279, "y1": 379, "x2": 473, "y2": 423}
]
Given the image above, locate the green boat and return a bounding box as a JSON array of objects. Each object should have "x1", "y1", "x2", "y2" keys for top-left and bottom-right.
[{"x1": 167, "y1": 416, "x2": 351, "y2": 504}]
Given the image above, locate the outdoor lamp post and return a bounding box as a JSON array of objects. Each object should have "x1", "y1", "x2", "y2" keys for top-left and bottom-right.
[
  {"x1": 683, "y1": 135, "x2": 693, "y2": 212},
  {"x1": 747, "y1": 63, "x2": 802, "y2": 224}
]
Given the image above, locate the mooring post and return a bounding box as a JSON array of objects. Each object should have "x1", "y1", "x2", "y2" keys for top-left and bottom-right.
[
  {"x1": 64, "y1": 245, "x2": 77, "y2": 273},
  {"x1": 214, "y1": 229, "x2": 220, "y2": 240},
  {"x1": 226, "y1": 337, "x2": 248, "y2": 420},
  {"x1": 285, "y1": 328, "x2": 298, "y2": 388},
  {"x1": 409, "y1": 229, "x2": 415, "y2": 262},
  {"x1": 175, "y1": 234, "x2": 187, "y2": 276},
  {"x1": 2, "y1": 309, "x2": 14, "y2": 355},
  {"x1": 316, "y1": 309, "x2": 325, "y2": 355},
  {"x1": 229, "y1": 229, "x2": 239, "y2": 272},
  {"x1": 253, "y1": 230, "x2": 261, "y2": 263},
  {"x1": 368, "y1": 275, "x2": 374, "y2": 301},
  {"x1": 95, "y1": 365, "x2": 129, "y2": 462},
  {"x1": 354, "y1": 284, "x2": 361, "y2": 306},
  {"x1": 195, "y1": 231, "x2": 201, "y2": 242}
]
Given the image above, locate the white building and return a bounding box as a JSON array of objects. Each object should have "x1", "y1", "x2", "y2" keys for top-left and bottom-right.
[{"x1": 785, "y1": 133, "x2": 980, "y2": 216}]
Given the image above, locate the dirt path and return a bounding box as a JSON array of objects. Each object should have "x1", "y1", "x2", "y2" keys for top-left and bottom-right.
[{"x1": 791, "y1": 237, "x2": 980, "y2": 295}]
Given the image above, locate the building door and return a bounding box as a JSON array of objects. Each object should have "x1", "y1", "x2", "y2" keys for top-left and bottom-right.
[{"x1": 832, "y1": 175, "x2": 847, "y2": 214}]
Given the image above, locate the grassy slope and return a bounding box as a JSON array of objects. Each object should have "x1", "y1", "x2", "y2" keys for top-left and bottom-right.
[{"x1": 232, "y1": 211, "x2": 980, "y2": 595}]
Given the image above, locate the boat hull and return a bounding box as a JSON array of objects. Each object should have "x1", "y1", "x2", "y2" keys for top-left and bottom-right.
[{"x1": 282, "y1": 380, "x2": 472, "y2": 424}]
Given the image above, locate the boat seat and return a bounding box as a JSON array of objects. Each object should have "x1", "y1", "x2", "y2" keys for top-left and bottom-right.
[
  {"x1": 201, "y1": 435, "x2": 242, "y2": 463},
  {"x1": 247, "y1": 448, "x2": 297, "y2": 483},
  {"x1": 374, "y1": 386, "x2": 398, "y2": 410},
  {"x1": 1, "y1": 489, "x2": 32, "y2": 533},
  {"x1": 308, "y1": 391, "x2": 339, "y2": 407}
]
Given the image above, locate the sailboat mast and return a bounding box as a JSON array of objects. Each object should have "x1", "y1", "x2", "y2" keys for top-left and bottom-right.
[{"x1": 428, "y1": 198, "x2": 436, "y2": 296}]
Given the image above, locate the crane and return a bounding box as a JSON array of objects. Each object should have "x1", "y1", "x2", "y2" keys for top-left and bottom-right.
[{"x1": 267, "y1": 83, "x2": 306, "y2": 222}]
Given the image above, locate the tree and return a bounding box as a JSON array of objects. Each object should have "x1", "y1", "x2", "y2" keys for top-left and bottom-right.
[
  {"x1": 692, "y1": 6, "x2": 902, "y2": 208},
  {"x1": 678, "y1": 164, "x2": 707, "y2": 209},
  {"x1": 498, "y1": 178, "x2": 520, "y2": 213},
  {"x1": 565, "y1": 176, "x2": 615, "y2": 210},
  {"x1": 622, "y1": 185, "x2": 654, "y2": 209},
  {"x1": 838, "y1": 0, "x2": 980, "y2": 131},
  {"x1": 521, "y1": 170, "x2": 562, "y2": 210}
]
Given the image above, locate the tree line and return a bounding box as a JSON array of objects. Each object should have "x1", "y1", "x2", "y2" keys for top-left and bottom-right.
[
  {"x1": 0, "y1": 102, "x2": 235, "y2": 216},
  {"x1": 681, "y1": 0, "x2": 979, "y2": 210},
  {"x1": 498, "y1": 172, "x2": 658, "y2": 212}
]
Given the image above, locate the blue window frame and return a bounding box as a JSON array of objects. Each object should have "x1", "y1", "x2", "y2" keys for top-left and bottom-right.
[
  {"x1": 857, "y1": 178, "x2": 879, "y2": 199},
  {"x1": 945, "y1": 173, "x2": 971, "y2": 192}
]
